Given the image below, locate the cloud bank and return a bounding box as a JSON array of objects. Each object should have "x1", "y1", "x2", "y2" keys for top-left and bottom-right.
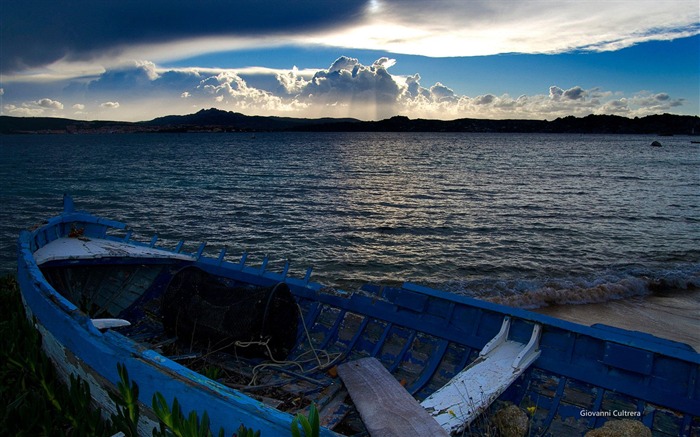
[
  {"x1": 0, "y1": 0, "x2": 366, "y2": 74},
  {"x1": 2, "y1": 0, "x2": 698, "y2": 75},
  {"x1": 1, "y1": 57, "x2": 688, "y2": 121},
  {"x1": 332, "y1": 0, "x2": 700, "y2": 57}
]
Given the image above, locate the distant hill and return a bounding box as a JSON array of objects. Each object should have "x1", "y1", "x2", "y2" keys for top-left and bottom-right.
[
  {"x1": 1, "y1": 108, "x2": 698, "y2": 135},
  {"x1": 293, "y1": 113, "x2": 700, "y2": 135},
  {"x1": 0, "y1": 116, "x2": 128, "y2": 134},
  {"x1": 142, "y1": 108, "x2": 359, "y2": 132}
]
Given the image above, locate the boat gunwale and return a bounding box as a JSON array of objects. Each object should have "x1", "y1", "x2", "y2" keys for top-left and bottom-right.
[
  {"x1": 22, "y1": 206, "x2": 700, "y2": 370},
  {"x1": 39, "y1": 207, "x2": 699, "y2": 361},
  {"x1": 18, "y1": 210, "x2": 334, "y2": 436},
  {"x1": 16, "y1": 198, "x2": 700, "y2": 434}
]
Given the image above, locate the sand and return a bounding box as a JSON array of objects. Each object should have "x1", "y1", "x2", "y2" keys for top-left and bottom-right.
[{"x1": 533, "y1": 289, "x2": 700, "y2": 351}]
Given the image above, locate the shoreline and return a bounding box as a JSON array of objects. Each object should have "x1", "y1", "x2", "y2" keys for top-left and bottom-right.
[{"x1": 533, "y1": 289, "x2": 700, "y2": 351}]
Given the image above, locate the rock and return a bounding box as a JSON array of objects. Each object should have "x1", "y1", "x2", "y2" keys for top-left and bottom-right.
[
  {"x1": 650, "y1": 140, "x2": 662, "y2": 147},
  {"x1": 584, "y1": 419, "x2": 652, "y2": 437},
  {"x1": 493, "y1": 404, "x2": 529, "y2": 437}
]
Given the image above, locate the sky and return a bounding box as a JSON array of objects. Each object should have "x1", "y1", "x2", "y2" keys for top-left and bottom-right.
[{"x1": 1, "y1": 0, "x2": 699, "y2": 122}]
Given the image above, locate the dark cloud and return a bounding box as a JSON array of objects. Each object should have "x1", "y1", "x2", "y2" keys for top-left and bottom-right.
[
  {"x1": 474, "y1": 94, "x2": 495, "y2": 105},
  {"x1": 563, "y1": 86, "x2": 585, "y2": 100},
  {"x1": 549, "y1": 85, "x2": 586, "y2": 101},
  {"x1": 0, "y1": 0, "x2": 368, "y2": 73},
  {"x1": 405, "y1": 73, "x2": 427, "y2": 98},
  {"x1": 549, "y1": 86, "x2": 564, "y2": 99},
  {"x1": 87, "y1": 63, "x2": 160, "y2": 94}
]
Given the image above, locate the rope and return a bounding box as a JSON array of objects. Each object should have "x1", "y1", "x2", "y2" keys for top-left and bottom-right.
[{"x1": 238, "y1": 303, "x2": 342, "y2": 386}]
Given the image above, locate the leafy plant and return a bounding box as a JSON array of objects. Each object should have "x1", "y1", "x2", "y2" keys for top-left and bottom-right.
[
  {"x1": 234, "y1": 423, "x2": 262, "y2": 437},
  {"x1": 152, "y1": 392, "x2": 227, "y2": 437},
  {"x1": 201, "y1": 365, "x2": 222, "y2": 381},
  {"x1": 110, "y1": 363, "x2": 141, "y2": 436},
  {"x1": 1, "y1": 274, "x2": 263, "y2": 437},
  {"x1": 0, "y1": 274, "x2": 114, "y2": 435},
  {"x1": 290, "y1": 403, "x2": 320, "y2": 437}
]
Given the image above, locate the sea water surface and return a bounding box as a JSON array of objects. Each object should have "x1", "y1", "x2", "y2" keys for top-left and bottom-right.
[{"x1": 1, "y1": 132, "x2": 698, "y2": 343}]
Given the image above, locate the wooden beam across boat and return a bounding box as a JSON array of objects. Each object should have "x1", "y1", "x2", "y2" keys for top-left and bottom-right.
[{"x1": 337, "y1": 357, "x2": 449, "y2": 437}]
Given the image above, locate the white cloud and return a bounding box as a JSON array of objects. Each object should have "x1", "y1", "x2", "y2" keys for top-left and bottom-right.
[
  {"x1": 327, "y1": 56, "x2": 360, "y2": 73},
  {"x1": 306, "y1": 0, "x2": 700, "y2": 57},
  {"x1": 294, "y1": 56, "x2": 401, "y2": 118},
  {"x1": 372, "y1": 57, "x2": 396, "y2": 69},
  {"x1": 276, "y1": 66, "x2": 310, "y2": 95},
  {"x1": 3, "y1": 97, "x2": 65, "y2": 116},
  {"x1": 549, "y1": 86, "x2": 564, "y2": 100},
  {"x1": 429, "y1": 82, "x2": 457, "y2": 102},
  {"x1": 36, "y1": 98, "x2": 64, "y2": 109},
  {"x1": 3, "y1": 103, "x2": 44, "y2": 116},
  {"x1": 599, "y1": 99, "x2": 630, "y2": 115},
  {"x1": 1, "y1": 57, "x2": 692, "y2": 121},
  {"x1": 195, "y1": 71, "x2": 290, "y2": 112},
  {"x1": 625, "y1": 91, "x2": 685, "y2": 113},
  {"x1": 1, "y1": 0, "x2": 696, "y2": 89}
]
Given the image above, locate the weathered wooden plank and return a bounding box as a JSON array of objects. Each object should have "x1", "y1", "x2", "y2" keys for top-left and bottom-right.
[
  {"x1": 337, "y1": 357, "x2": 449, "y2": 437},
  {"x1": 316, "y1": 383, "x2": 351, "y2": 429}
]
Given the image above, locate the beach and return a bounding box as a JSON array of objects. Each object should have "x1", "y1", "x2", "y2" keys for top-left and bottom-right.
[{"x1": 534, "y1": 289, "x2": 700, "y2": 351}]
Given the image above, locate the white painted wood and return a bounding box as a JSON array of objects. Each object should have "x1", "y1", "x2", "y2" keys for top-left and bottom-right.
[
  {"x1": 479, "y1": 315, "x2": 512, "y2": 356},
  {"x1": 513, "y1": 324, "x2": 542, "y2": 369},
  {"x1": 421, "y1": 318, "x2": 542, "y2": 434},
  {"x1": 91, "y1": 318, "x2": 131, "y2": 330},
  {"x1": 33, "y1": 317, "x2": 160, "y2": 435},
  {"x1": 34, "y1": 237, "x2": 195, "y2": 265}
]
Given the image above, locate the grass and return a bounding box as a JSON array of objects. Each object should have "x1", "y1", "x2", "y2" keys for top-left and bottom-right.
[
  {"x1": 0, "y1": 273, "x2": 319, "y2": 437},
  {"x1": 0, "y1": 273, "x2": 118, "y2": 436}
]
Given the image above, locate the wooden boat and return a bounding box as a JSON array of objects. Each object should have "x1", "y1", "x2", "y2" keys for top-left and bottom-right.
[{"x1": 17, "y1": 196, "x2": 700, "y2": 436}]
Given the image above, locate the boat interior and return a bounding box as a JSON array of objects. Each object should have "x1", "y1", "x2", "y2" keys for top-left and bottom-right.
[{"x1": 37, "y1": 249, "x2": 699, "y2": 436}]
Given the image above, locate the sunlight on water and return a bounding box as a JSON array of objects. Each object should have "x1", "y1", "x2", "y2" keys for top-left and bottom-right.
[{"x1": 1, "y1": 132, "x2": 699, "y2": 309}]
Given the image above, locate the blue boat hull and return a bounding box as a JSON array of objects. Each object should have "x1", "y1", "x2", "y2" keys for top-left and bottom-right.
[{"x1": 17, "y1": 196, "x2": 700, "y2": 436}]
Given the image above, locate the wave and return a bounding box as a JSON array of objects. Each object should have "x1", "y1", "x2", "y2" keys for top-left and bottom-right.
[
  {"x1": 447, "y1": 266, "x2": 700, "y2": 309},
  {"x1": 485, "y1": 277, "x2": 650, "y2": 309}
]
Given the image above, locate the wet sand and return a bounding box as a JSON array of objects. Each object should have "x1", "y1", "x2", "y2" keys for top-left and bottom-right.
[{"x1": 533, "y1": 289, "x2": 700, "y2": 351}]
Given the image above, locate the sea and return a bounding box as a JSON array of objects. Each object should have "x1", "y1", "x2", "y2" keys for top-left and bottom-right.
[{"x1": 1, "y1": 132, "x2": 698, "y2": 346}]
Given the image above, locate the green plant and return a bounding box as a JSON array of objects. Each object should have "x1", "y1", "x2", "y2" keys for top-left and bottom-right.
[
  {"x1": 201, "y1": 365, "x2": 222, "y2": 381},
  {"x1": 110, "y1": 363, "x2": 141, "y2": 436},
  {"x1": 235, "y1": 423, "x2": 262, "y2": 437},
  {"x1": 0, "y1": 274, "x2": 114, "y2": 435},
  {"x1": 1, "y1": 275, "x2": 263, "y2": 437},
  {"x1": 111, "y1": 364, "x2": 260, "y2": 437},
  {"x1": 152, "y1": 392, "x2": 227, "y2": 437},
  {"x1": 290, "y1": 403, "x2": 319, "y2": 437}
]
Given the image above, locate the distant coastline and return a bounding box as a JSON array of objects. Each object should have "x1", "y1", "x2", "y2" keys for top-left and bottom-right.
[{"x1": 1, "y1": 108, "x2": 699, "y2": 135}]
